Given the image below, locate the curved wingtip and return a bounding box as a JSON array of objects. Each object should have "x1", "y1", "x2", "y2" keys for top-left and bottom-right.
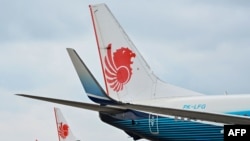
[{"x1": 66, "y1": 48, "x2": 117, "y2": 105}]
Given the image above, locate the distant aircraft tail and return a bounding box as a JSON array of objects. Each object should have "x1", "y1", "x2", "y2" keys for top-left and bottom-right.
[
  {"x1": 89, "y1": 3, "x2": 203, "y2": 102},
  {"x1": 54, "y1": 107, "x2": 78, "y2": 141}
]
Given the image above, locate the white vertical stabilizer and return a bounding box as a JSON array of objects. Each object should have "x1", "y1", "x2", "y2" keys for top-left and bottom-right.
[
  {"x1": 54, "y1": 107, "x2": 78, "y2": 141},
  {"x1": 89, "y1": 3, "x2": 203, "y2": 103}
]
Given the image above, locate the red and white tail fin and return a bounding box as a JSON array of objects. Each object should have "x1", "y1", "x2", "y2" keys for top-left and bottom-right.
[
  {"x1": 89, "y1": 3, "x2": 203, "y2": 102},
  {"x1": 54, "y1": 107, "x2": 78, "y2": 141}
]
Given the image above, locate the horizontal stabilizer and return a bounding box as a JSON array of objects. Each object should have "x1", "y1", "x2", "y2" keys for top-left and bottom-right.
[{"x1": 16, "y1": 94, "x2": 125, "y2": 113}]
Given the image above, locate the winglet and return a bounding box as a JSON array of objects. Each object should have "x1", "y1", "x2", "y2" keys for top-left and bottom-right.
[{"x1": 66, "y1": 48, "x2": 118, "y2": 105}]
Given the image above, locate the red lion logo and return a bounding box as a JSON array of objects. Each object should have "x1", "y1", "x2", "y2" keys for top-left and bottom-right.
[
  {"x1": 104, "y1": 44, "x2": 136, "y2": 92},
  {"x1": 58, "y1": 123, "x2": 69, "y2": 139}
]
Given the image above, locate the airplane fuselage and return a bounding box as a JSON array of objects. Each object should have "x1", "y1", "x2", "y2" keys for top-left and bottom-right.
[
  {"x1": 100, "y1": 94, "x2": 250, "y2": 140},
  {"x1": 100, "y1": 110, "x2": 224, "y2": 140},
  {"x1": 139, "y1": 94, "x2": 250, "y2": 115}
]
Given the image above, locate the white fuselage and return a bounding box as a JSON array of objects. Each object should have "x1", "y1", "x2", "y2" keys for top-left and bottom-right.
[{"x1": 136, "y1": 94, "x2": 250, "y2": 115}]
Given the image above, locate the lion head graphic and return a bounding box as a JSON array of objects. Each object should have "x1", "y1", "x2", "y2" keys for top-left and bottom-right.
[
  {"x1": 58, "y1": 123, "x2": 69, "y2": 139},
  {"x1": 104, "y1": 43, "x2": 136, "y2": 92}
]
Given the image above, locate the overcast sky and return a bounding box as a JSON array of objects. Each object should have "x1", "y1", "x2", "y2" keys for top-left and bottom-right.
[{"x1": 1, "y1": 0, "x2": 250, "y2": 141}]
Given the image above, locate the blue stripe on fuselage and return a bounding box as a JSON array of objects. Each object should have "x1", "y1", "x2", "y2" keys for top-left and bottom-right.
[{"x1": 99, "y1": 110, "x2": 224, "y2": 141}]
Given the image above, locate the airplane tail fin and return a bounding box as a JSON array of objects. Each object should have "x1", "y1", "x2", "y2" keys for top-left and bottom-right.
[
  {"x1": 54, "y1": 107, "x2": 79, "y2": 141},
  {"x1": 89, "y1": 4, "x2": 203, "y2": 102}
]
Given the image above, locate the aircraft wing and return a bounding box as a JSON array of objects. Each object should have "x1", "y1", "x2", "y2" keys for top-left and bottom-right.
[
  {"x1": 16, "y1": 94, "x2": 125, "y2": 114},
  {"x1": 17, "y1": 94, "x2": 250, "y2": 125}
]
